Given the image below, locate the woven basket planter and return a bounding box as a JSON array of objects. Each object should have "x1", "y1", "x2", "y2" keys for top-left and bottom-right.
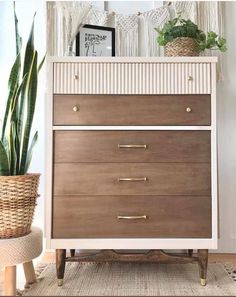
[
  {"x1": 165, "y1": 37, "x2": 199, "y2": 57},
  {"x1": 0, "y1": 174, "x2": 40, "y2": 239}
]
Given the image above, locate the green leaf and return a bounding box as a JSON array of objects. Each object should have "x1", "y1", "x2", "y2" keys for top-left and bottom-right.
[
  {"x1": 0, "y1": 140, "x2": 10, "y2": 176},
  {"x1": 13, "y1": 2, "x2": 22, "y2": 56},
  {"x1": 19, "y1": 51, "x2": 38, "y2": 174},
  {"x1": 38, "y1": 54, "x2": 46, "y2": 73},
  {"x1": 1, "y1": 53, "x2": 21, "y2": 140},
  {"x1": 156, "y1": 15, "x2": 227, "y2": 53},
  {"x1": 17, "y1": 13, "x2": 36, "y2": 143},
  {"x1": 24, "y1": 131, "x2": 38, "y2": 173},
  {"x1": 10, "y1": 73, "x2": 28, "y2": 123},
  {"x1": 8, "y1": 121, "x2": 17, "y2": 175}
]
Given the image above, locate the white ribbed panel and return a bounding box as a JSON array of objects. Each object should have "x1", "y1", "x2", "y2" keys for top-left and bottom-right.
[{"x1": 53, "y1": 62, "x2": 211, "y2": 94}]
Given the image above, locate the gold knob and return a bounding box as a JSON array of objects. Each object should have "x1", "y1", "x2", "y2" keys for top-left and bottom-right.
[
  {"x1": 187, "y1": 75, "x2": 193, "y2": 81},
  {"x1": 186, "y1": 107, "x2": 192, "y2": 113},
  {"x1": 73, "y1": 105, "x2": 79, "y2": 112},
  {"x1": 74, "y1": 74, "x2": 78, "y2": 80}
]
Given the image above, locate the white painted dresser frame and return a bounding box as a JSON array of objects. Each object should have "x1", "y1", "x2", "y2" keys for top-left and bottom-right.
[{"x1": 46, "y1": 57, "x2": 217, "y2": 252}]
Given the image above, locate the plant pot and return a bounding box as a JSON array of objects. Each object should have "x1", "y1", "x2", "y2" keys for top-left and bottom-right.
[
  {"x1": 165, "y1": 37, "x2": 199, "y2": 57},
  {"x1": 0, "y1": 174, "x2": 40, "y2": 239}
]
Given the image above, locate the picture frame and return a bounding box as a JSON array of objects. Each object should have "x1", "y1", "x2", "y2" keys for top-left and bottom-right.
[{"x1": 76, "y1": 24, "x2": 115, "y2": 57}]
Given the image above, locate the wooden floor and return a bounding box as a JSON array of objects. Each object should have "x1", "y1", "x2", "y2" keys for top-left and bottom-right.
[{"x1": 0, "y1": 252, "x2": 235, "y2": 295}]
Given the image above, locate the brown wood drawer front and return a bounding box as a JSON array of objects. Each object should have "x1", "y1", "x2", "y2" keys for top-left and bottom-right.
[
  {"x1": 52, "y1": 195, "x2": 212, "y2": 238},
  {"x1": 54, "y1": 131, "x2": 211, "y2": 163},
  {"x1": 54, "y1": 163, "x2": 211, "y2": 196},
  {"x1": 53, "y1": 95, "x2": 211, "y2": 126}
]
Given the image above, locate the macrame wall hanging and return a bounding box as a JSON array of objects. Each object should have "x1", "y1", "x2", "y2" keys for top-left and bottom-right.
[
  {"x1": 46, "y1": 1, "x2": 171, "y2": 57},
  {"x1": 140, "y1": 6, "x2": 170, "y2": 57},
  {"x1": 115, "y1": 14, "x2": 139, "y2": 56}
]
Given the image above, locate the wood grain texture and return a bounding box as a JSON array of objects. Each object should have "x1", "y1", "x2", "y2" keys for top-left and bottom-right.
[
  {"x1": 54, "y1": 131, "x2": 211, "y2": 163},
  {"x1": 54, "y1": 163, "x2": 211, "y2": 196},
  {"x1": 53, "y1": 95, "x2": 211, "y2": 126},
  {"x1": 52, "y1": 195, "x2": 212, "y2": 238}
]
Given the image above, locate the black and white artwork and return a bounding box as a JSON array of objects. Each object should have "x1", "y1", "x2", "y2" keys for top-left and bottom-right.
[{"x1": 76, "y1": 24, "x2": 115, "y2": 56}]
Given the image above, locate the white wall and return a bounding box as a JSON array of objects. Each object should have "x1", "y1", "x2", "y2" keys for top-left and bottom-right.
[{"x1": 0, "y1": 0, "x2": 235, "y2": 253}]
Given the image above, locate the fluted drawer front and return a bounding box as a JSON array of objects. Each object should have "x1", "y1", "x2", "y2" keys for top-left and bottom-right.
[
  {"x1": 54, "y1": 131, "x2": 211, "y2": 163},
  {"x1": 53, "y1": 95, "x2": 211, "y2": 126},
  {"x1": 52, "y1": 195, "x2": 212, "y2": 238},
  {"x1": 54, "y1": 163, "x2": 211, "y2": 196},
  {"x1": 53, "y1": 62, "x2": 211, "y2": 94}
]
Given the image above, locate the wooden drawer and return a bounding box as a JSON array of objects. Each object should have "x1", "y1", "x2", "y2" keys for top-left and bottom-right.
[
  {"x1": 53, "y1": 95, "x2": 211, "y2": 126},
  {"x1": 52, "y1": 195, "x2": 212, "y2": 238},
  {"x1": 54, "y1": 163, "x2": 211, "y2": 196},
  {"x1": 54, "y1": 130, "x2": 211, "y2": 163},
  {"x1": 53, "y1": 62, "x2": 211, "y2": 94}
]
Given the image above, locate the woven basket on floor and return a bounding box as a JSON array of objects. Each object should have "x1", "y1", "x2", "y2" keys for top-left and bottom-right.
[
  {"x1": 165, "y1": 37, "x2": 199, "y2": 57},
  {"x1": 0, "y1": 174, "x2": 40, "y2": 239}
]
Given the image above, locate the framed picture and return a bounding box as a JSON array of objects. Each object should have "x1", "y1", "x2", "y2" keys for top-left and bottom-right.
[{"x1": 76, "y1": 24, "x2": 115, "y2": 57}]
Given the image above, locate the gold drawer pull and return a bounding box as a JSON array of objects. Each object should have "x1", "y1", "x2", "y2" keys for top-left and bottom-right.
[
  {"x1": 117, "y1": 215, "x2": 147, "y2": 220},
  {"x1": 186, "y1": 107, "x2": 192, "y2": 113},
  {"x1": 118, "y1": 177, "x2": 148, "y2": 182},
  {"x1": 118, "y1": 144, "x2": 147, "y2": 149},
  {"x1": 187, "y1": 75, "x2": 193, "y2": 81},
  {"x1": 73, "y1": 105, "x2": 79, "y2": 112}
]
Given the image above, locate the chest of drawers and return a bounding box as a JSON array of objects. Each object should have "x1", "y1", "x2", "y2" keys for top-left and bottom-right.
[{"x1": 46, "y1": 57, "x2": 217, "y2": 286}]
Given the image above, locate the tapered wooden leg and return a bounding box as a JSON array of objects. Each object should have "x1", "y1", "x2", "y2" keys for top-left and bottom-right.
[
  {"x1": 70, "y1": 249, "x2": 75, "y2": 257},
  {"x1": 198, "y1": 249, "x2": 208, "y2": 286},
  {"x1": 23, "y1": 261, "x2": 36, "y2": 286},
  {"x1": 188, "y1": 249, "x2": 193, "y2": 257},
  {"x1": 4, "y1": 266, "x2": 16, "y2": 296},
  {"x1": 56, "y1": 249, "x2": 66, "y2": 286}
]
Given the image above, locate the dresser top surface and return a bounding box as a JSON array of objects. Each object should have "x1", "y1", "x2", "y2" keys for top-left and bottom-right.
[{"x1": 48, "y1": 56, "x2": 218, "y2": 64}]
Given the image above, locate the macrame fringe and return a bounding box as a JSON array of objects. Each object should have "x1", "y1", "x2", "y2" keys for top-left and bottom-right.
[
  {"x1": 140, "y1": 6, "x2": 170, "y2": 57},
  {"x1": 116, "y1": 14, "x2": 138, "y2": 57}
]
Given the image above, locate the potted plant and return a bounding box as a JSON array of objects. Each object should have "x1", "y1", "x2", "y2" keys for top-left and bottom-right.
[
  {"x1": 156, "y1": 14, "x2": 227, "y2": 56},
  {"x1": 0, "y1": 5, "x2": 45, "y2": 238}
]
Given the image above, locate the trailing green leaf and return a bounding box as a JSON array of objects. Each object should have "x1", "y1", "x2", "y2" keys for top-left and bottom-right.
[
  {"x1": 19, "y1": 51, "x2": 38, "y2": 174},
  {"x1": 0, "y1": 140, "x2": 10, "y2": 176}
]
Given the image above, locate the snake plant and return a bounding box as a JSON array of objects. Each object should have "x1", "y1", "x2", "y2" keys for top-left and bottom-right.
[{"x1": 0, "y1": 4, "x2": 45, "y2": 176}]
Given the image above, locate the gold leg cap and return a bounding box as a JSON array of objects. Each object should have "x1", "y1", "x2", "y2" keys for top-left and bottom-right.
[
  {"x1": 57, "y1": 279, "x2": 63, "y2": 286},
  {"x1": 200, "y1": 278, "x2": 207, "y2": 286}
]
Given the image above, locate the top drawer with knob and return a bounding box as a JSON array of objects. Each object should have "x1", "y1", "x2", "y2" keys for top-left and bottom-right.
[
  {"x1": 53, "y1": 62, "x2": 211, "y2": 94},
  {"x1": 53, "y1": 94, "x2": 211, "y2": 126}
]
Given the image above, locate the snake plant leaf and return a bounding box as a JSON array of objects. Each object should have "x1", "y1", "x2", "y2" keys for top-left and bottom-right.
[
  {"x1": 38, "y1": 54, "x2": 46, "y2": 73},
  {"x1": 17, "y1": 13, "x2": 36, "y2": 142},
  {"x1": 10, "y1": 73, "x2": 28, "y2": 123},
  {"x1": 13, "y1": 2, "x2": 22, "y2": 57},
  {"x1": 24, "y1": 131, "x2": 38, "y2": 173},
  {"x1": 1, "y1": 53, "x2": 21, "y2": 140},
  {"x1": 19, "y1": 51, "x2": 38, "y2": 174},
  {"x1": 0, "y1": 140, "x2": 10, "y2": 176},
  {"x1": 8, "y1": 122, "x2": 17, "y2": 175}
]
